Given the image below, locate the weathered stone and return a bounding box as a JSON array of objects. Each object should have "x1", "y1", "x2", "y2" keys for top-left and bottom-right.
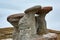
[
  {"x1": 36, "y1": 6, "x2": 52, "y2": 35},
  {"x1": 7, "y1": 5, "x2": 54, "y2": 40},
  {"x1": 7, "y1": 13, "x2": 24, "y2": 40},
  {"x1": 25, "y1": 5, "x2": 41, "y2": 13},
  {"x1": 34, "y1": 33, "x2": 57, "y2": 40},
  {"x1": 7, "y1": 13, "x2": 24, "y2": 30},
  {"x1": 18, "y1": 33, "x2": 57, "y2": 40},
  {"x1": 18, "y1": 5, "x2": 41, "y2": 40}
]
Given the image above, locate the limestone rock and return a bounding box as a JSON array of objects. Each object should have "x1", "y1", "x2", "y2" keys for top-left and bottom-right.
[
  {"x1": 32, "y1": 33, "x2": 57, "y2": 40},
  {"x1": 36, "y1": 6, "x2": 52, "y2": 35},
  {"x1": 7, "y1": 5, "x2": 54, "y2": 40},
  {"x1": 18, "y1": 5, "x2": 41, "y2": 40},
  {"x1": 7, "y1": 13, "x2": 24, "y2": 40}
]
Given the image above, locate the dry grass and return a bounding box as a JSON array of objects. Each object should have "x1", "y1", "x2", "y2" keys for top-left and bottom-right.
[{"x1": 0, "y1": 27, "x2": 60, "y2": 40}]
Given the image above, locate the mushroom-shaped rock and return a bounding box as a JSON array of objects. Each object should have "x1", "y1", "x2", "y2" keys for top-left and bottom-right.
[
  {"x1": 18, "y1": 6, "x2": 42, "y2": 40},
  {"x1": 36, "y1": 6, "x2": 53, "y2": 35},
  {"x1": 7, "y1": 13, "x2": 24, "y2": 40}
]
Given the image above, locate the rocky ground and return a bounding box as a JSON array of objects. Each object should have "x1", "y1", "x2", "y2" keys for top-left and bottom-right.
[{"x1": 0, "y1": 27, "x2": 60, "y2": 40}]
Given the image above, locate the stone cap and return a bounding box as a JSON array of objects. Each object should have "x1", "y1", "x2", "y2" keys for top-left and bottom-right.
[
  {"x1": 42, "y1": 6, "x2": 52, "y2": 13},
  {"x1": 36, "y1": 6, "x2": 52, "y2": 14},
  {"x1": 7, "y1": 13, "x2": 24, "y2": 23},
  {"x1": 24, "y1": 5, "x2": 41, "y2": 13}
]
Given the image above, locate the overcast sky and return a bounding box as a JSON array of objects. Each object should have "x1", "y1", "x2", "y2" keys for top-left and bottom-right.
[{"x1": 0, "y1": 0, "x2": 60, "y2": 31}]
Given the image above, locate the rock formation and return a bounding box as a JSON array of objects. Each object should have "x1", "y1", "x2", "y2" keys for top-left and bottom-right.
[
  {"x1": 18, "y1": 6, "x2": 41, "y2": 40},
  {"x1": 36, "y1": 6, "x2": 52, "y2": 35},
  {"x1": 7, "y1": 5, "x2": 57, "y2": 40},
  {"x1": 7, "y1": 13, "x2": 24, "y2": 40}
]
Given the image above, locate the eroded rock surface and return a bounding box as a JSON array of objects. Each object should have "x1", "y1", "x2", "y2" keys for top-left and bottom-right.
[
  {"x1": 7, "y1": 5, "x2": 56, "y2": 40},
  {"x1": 18, "y1": 6, "x2": 41, "y2": 40},
  {"x1": 36, "y1": 6, "x2": 52, "y2": 35}
]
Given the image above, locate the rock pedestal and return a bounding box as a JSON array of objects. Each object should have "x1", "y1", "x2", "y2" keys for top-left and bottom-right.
[
  {"x1": 36, "y1": 6, "x2": 52, "y2": 35},
  {"x1": 7, "y1": 13, "x2": 24, "y2": 40},
  {"x1": 18, "y1": 6, "x2": 41, "y2": 40},
  {"x1": 7, "y1": 5, "x2": 57, "y2": 40}
]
